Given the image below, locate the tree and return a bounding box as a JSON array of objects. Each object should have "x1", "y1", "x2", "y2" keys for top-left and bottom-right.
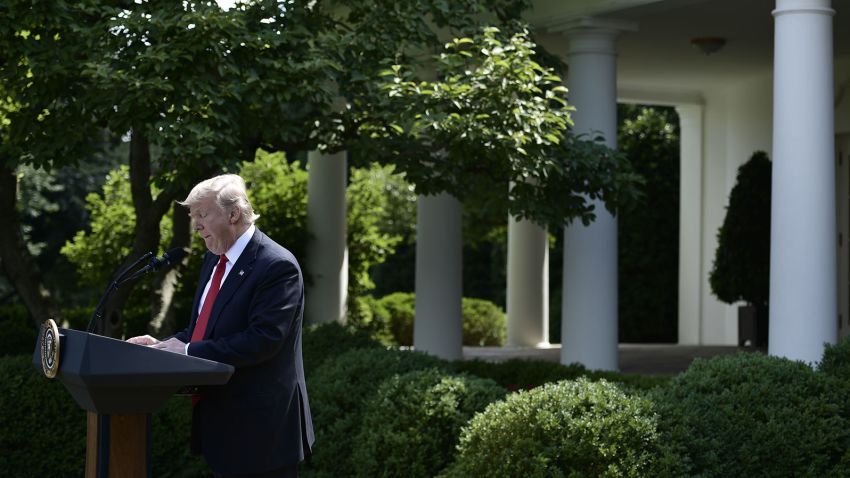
[
  {"x1": 360, "y1": 28, "x2": 641, "y2": 229},
  {"x1": 709, "y1": 151, "x2": 771, "y2": 307},
  {"x1": 0, "y1": 0, "x2": 107, "y2": 326},
  {"x1": 617, "y1": 105, "x2": 680, "y2": 342}
]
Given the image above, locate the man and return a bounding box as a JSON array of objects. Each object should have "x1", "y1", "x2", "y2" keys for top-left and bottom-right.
[{"x1": 128, "y1": 174, "x2": 313, "y2": 477}]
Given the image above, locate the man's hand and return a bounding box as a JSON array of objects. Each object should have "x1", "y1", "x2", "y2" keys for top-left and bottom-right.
[
  {"x1": 127, "y1": 335, "x2": 160, "y2": 346},
  {"x1": 151, "y1": 337, "x2": 188, "y2": 355}
]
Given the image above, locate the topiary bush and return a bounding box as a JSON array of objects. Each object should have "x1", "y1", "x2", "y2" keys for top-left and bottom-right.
[
  {"x1": 303, "y1": 347, "x2": 450, "y2": 477},
  {"x1": 441, "y1": 378, "x2": 663, "y2": 477},
  {"x1": 652, "y1": 352, "x2": 850, "y2": 477},
  {"x1": 350, "y1": 368, "x2": 507, "y2": 478},
  {"x1": 709, "y1": 151, "x2": 771, "y2": 307}
]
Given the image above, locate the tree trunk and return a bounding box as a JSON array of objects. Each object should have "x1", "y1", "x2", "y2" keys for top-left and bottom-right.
[
  {"x1": 0, "y1": 158, "x2": 57, "y2": 328},
  {"x1": 148, "y1": 201, "x2": 192, "y2": 336},
  {"x1": 96, "y1": 132, "x2": 172, "y2": 337}
]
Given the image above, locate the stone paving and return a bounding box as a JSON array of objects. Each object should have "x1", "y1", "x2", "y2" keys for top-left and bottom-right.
[{"x1": 463, "y1": 343, "x2": 744, "y2": 376}]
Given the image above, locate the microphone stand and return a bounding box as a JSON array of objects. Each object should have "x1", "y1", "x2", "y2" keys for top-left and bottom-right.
[{"x1": 86, "y1": 252, "x2": 154, "y2": 334}]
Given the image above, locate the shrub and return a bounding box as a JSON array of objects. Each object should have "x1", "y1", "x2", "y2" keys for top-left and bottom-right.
[
  {"x1": 304, "y1": 347, "x2": 449, "y2": 477},
  {"x1": 0, "y1": 354, "x2": 210, "y2": 477},
  {"x1": 375, "y1": 292, "x2": 506, "y2": 346},
  {"x1": 652, "y1": 352, "x2": 850, "y2": 477},
  {"x1": 301, "y1": 321, "x2": 382, "y2": 377},
  {"x1": 461, "y1": 298, "x2": 505, "y2": 346},
  {"x1": 376, "y1": 292, "x2": 416, "y2": 345},
  {"x1": 452, "y1": 358, "x2": 670, "y2": 393},
  {"x1": 0, "y1": 305, "x2": 38, "y2": 357},
  {"x1": 452, "y1": 358, "x2": 587, "y2": 391},
  {"x1": 819, "y1": 335, "x2": 850, "y2": 381},
  {"x1": 0, "y1": 354, "x2": 86, "y2": 476},
  {"x1": 442, "y1": 378, "x2": 663, "y2": 477},
  {"x1": 350, "y1": 368, "x2": 506, "y2": 478},
  {"x1": 345, "y1": 295, "x2": 394, "y2": 346}
]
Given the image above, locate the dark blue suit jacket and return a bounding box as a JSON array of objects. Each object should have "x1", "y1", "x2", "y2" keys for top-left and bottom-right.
[{"x1": 173, "y1": 228, "x2": 314, "y2": 474}]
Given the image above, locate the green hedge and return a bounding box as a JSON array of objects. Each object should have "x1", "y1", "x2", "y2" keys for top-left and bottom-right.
[
  {"x1": 301, "y1": 321, "x2": 382, "y2": 376},
  {"x1": 441, "y1": 378, "x2": 663, "y2": 477},
  {"x1": 0, "y1": 354, "x2": 208, "y2": 477},
  {"x1": 361, "y1": 292, "x2": 506, "y2": 347},
  {"x1": 452, "y1": 358, "x2": 670, "y2": 393},
  {"x1": 350, "y1": 368, "x2": 506, "y2": 478},
  {"x1": 653, "y1": 352, "x2": 850, "y2": 477},
  {"x1": 819, "y1": 335, "x2": 850, "y2": 381},
  {"x1": 0, "y1": 354, "x2": 86, "y2": 477},
  {"x1": 303, "y1": 347, "x2": 450, "y2": 477}
]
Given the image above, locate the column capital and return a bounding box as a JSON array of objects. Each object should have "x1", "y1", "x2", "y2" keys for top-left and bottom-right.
[
  {"x1": 551, "y1": 17, "x2": 637, "y2": 56},
  {"x1": 773, "y1": 0, "x2": 834, "y2": 17}
]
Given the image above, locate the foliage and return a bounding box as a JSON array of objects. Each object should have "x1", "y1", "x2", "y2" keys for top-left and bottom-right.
[
  {"x1": 652, "y1": 352, "x2": 850, "y2": 477},
  {"x1": 347, "y1": 163, "x2": 409, "y2": 297},
  {"x1": 366, "y1": 27, "x2": 642, "y2": 229},
  {"x1": 0, "y1": 305, "x2": 38, "y2": 357},
  {"x1": 344, "y1": 294, "x2": 396, "y2": 346},
  {"x1": 61, "y1": 153, "x2": 409, "y2": 331},
  {"x1": 350, "y1": 368, "x2": 507, "y2": 478},
  {"x1": 461, "y1": 297, "x2": 507, "y2": 346},
  {"x1": 819, "y1": 335, "x2": 850, "y2": 382},
  {"x1": 239, "y1": 150, "x2": 310, "y2": 267},
  {"x1": 616, "y1": 105, "x2": 680, "y2": 342},
  {"x1": 367, "y1": 292, "x2": 506, "y2": 346},
  {"x1": 0, "y1": 355, "x2": 86, "y2": 476},
  {"x1": 304, "y1": 347, "x2": 450, "y2": 478},
  {"x1": 709, "y1": 151, "x2": 772, "y2": 306},
  {"x1": 375, "y1": 292, "x2": 417, "y2": 345},
  {"x1": 301, "y1": 321, "x2": 383, "y2": 377},
  {"x1": 61, "y1": 165, "x2": 172, "y2": 289},
  {"x1": 0, "y1": 354, "x2": 209, "y2": 477},
  {"x1": 451, "y1": 358, "x2": 671, "y2": 393},
  {"x1": 441, "y1": 378, "x2": 663, "y2": 477}
]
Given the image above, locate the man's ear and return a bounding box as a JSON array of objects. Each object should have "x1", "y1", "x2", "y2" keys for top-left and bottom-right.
[{"x1": 230, "y1": 207, "x2": 241, "y2": 224}]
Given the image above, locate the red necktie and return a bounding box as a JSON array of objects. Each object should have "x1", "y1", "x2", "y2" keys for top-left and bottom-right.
[{"x1": 191, "y1": 255, "x2": 228, "y2": 342}]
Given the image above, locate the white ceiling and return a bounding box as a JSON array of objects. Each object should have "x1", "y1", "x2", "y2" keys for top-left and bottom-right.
[{"x1": 525, "y1": 0, "x2": 849, "y2": 100}]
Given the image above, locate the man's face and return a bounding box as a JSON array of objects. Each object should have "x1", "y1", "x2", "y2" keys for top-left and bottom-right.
[{"x1": 189, "y1": 195, "x2": 238, "y2": 255}]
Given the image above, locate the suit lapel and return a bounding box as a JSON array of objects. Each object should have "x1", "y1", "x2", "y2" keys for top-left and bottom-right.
[{"x1": 202, "y1": 229, "x2": 261, "y2": 339}]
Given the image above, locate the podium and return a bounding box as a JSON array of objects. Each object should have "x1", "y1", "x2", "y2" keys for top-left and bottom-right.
[{"x1": 33, "y1": 326, "x2": 234, "y2": 478}]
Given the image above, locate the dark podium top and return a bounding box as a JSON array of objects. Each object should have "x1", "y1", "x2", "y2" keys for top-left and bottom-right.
[{"x1": 33, "y1": 328, "x2": 234, "y2": 414}]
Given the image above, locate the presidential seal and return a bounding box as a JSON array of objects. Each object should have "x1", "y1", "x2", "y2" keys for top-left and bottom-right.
[{"x1": 40, "y1": 319, "x2": 60, "y2": 379}]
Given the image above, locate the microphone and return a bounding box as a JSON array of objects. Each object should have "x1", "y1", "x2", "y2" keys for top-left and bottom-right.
[
  {"x1": 86, "y1": 248, "x2": 189, "y2": 333},
  {"x1": 135, "y1": 247, "x2": 189, "y2": 276}
]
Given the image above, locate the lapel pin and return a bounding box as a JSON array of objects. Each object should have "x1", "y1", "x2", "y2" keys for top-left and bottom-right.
[{"x1": 239, "y1": 270, "x2": 244, "y2": 276}]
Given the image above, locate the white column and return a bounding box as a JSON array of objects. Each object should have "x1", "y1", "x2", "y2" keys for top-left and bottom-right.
[
  {"x1": 770, "y1": 0, "x2": 836, "y2": 363},
  {"x1": 561, "y1": 24, "x2": 622, "y2": 371},
  {"x1": 506, "y1": 215, "x2": 549, "y2": 346},
  {"x1": 676, "y1": 104, "x2": 704, "y2": 345},
  {"x1": 306, "y1": 150, "x2": 348, "y2": 324},
  {"x1": 414, "y1": 192, "x2": 463, "y2": 359}
]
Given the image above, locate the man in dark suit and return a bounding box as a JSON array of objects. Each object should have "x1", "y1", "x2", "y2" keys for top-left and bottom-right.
[{"x1": 128, "y1": 174, "x2": 313, "y2": 477}]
